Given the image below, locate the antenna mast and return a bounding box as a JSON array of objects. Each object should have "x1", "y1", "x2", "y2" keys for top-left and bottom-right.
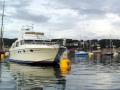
[{"x1": 0, "y1": 0, "x2": 5, "y2": 51}]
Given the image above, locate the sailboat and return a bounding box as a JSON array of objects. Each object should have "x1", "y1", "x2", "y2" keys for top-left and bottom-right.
[
  {"x1": 105, "y1": 39, "x2": 113, "y2": 56},
  {"x1": 0, "y1": 0, "x2": 5, "y2": 60}
]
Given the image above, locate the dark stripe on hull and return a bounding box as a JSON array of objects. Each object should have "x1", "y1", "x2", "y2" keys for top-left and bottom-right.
[{"x1": 6, "y1": 59, "x2": 55, "y2": 66}]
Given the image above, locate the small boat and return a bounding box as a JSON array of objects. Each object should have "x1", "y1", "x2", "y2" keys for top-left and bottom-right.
[
  {"x1": 8, "y1": 27, "x2": 60, "y2": 64},
  {"x1": 75, "y1": 51, "x2": 88, "y2": 57},
  {"x1": 75, "y1": 51, "x2": 88, "y2": 62}
]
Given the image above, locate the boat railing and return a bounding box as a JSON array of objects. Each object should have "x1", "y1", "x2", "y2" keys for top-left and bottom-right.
[
  {"x1": 24, "y1": 41, "x2": 58, "y2": 45},
  {"x1": 41, "y1": 42, "x2": 58, "y2": 45}
]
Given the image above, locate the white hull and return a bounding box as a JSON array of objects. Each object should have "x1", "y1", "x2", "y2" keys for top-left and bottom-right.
[{"x1": 9, "y1": 45, "x2": 59, "y2": 63}]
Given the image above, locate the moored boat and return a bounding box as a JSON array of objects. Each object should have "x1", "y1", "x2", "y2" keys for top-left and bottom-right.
[{"x1": 8, "y1": 27, "x2": 60, "y2": 64}]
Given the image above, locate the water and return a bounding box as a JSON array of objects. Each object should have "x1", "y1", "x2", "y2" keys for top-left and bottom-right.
[
  {"x1": 0, "y1": 63, "x2": 16, "y2": 90},
  {"x1": 66, "y1": 63, "x2": 120, "y2": 90},
  {"x1": 9, "y1": 63, "x2": 66, "y2": 90},
  {"x1": 1, "y1": 53, "x2": 120, "y2": 90}
]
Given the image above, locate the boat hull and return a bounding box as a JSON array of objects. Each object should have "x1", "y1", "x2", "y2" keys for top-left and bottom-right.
[{"x1": 9, "y1": 47, "x2": 59, "y2": 64}]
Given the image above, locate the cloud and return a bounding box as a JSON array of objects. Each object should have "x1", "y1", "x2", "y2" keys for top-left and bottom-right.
[
  {"x1": 55, "y1": 0, "x2": 107, "y2": 15},
  {"x1": 1, "y1": 0, "x2": 120, "y2": 39},
  {"x1": 12, "y1": 9, "x2": 49, "y2": 23},
  {"x1": 5, "y1": 0, "x2": 49, "y2": 23},
  {"x1": 7, "y1": 0, "x2": 31, "y2": 8},
  {"x1": 55, "y1": 0, "x2": 120, "y2": 17}
]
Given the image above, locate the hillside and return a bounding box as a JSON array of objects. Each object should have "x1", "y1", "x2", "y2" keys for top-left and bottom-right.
[
  {"x1": 3, "y1": 38, "x2": 16, "y2": 48},
  {"x1": 3, "y1": 38, "x2": 120, "y2": 50}
]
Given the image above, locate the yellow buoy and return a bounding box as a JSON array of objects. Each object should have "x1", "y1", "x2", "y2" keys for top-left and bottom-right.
[
  {"x1": 60, "y1": 58, "x2": 71, "y2": 69},
  {"x1": 89, "y1": 52, "x2": 94, "y2": 60},
  {"x1": 60, "y1": 50, "x2": 71, "y2": 76},
  {"x1": 1, "y1": 54, "x2": 5, "y2": 60},
  {"x1": 60, "y1": 58, "x2": 71, "y2": 76}
]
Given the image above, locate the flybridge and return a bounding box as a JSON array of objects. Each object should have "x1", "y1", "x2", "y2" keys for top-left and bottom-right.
[
  {"x1": 17, "y1": 31, "x2": 45, "y2": 41},
  {"x1": 19, "y1": 25, "x2": 45, "y2": 40}
]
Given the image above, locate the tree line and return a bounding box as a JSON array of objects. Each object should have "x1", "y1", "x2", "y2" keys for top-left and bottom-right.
[{"x1": 3, "y1": 38, "x2": 120, "y2": 49}]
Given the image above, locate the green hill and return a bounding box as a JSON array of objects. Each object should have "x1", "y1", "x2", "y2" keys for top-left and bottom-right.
[{"x1": 3, "y1": 38, "x2": 16, "y2": 48}]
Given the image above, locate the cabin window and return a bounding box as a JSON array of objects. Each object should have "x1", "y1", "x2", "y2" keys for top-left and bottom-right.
[
  {"x1": 12, "y1": 44, "x2": 15, "y2": 48},
  {"x1": 24, "y1": 40, "x2": 44, "y2": 44},
  {"x1": 30, "y1": 49, "x2": 33, "y2": 52},
  {"x1": 16, "y1": 42, "x2": 19, "y2": 47},
  {"x1": 34, "y1": 40, "x2": 43, "y2": 44},
  {"x1": 23, "y1": 50, "x2": 25, "y2": 52},
  {"x1": 20, "y1": 40, "x2": 24, "y2": 45},
  {"x1": 24, "y1": 40, "x2": 34, "y2": 44}
]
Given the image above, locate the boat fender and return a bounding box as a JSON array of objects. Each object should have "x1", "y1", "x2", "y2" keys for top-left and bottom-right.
[
  {"x1": 89, "y1": 52, "x2": 94, "y2": 60},
  {"x1": 0, "y1": 54, "x2": 5, "y2": 61}
]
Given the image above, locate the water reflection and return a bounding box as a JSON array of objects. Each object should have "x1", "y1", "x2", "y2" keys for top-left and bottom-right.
[
  {"x1": 65, "y1": 51, "x2": 120, "y2": 90},
  {"x1": 5, "y1": 50, "x2": 120, "y2": 90},
  {"x1": 9, "y1": 63, "x2": 67, "y2": 90}
]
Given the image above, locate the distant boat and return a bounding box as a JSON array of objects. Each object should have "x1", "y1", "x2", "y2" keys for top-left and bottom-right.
[
  {"x1": 104, "y1": 38, "x2": 114, "y2": 56},
  {"x1": 75, "y1": 51, "x2": 88, "y2": 57},
  {"x1": 75, "y1": 51, "x2": 88, "y2": 62},
  {"x1": 8, "y1": 27, "x2": 60, "y2": 64}
]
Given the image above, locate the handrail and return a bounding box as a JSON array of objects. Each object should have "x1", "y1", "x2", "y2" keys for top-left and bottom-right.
[{"x1": 24, "y1": 42, "x2": 58, "y2": 45}]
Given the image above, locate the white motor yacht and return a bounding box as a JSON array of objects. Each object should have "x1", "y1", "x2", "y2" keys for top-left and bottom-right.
[{"x1": 8, "y1": 28, "x2": 59, "y2": 64}]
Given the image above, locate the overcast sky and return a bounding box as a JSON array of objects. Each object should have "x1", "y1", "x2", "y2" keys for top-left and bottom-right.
[{"x1": 1, "y1": 0, "x2": 120, "y2": 40}]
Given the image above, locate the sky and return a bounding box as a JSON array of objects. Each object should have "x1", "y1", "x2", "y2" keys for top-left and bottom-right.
[{"x1": 1, "y1": 0, "x2": 120, "y2": 40}]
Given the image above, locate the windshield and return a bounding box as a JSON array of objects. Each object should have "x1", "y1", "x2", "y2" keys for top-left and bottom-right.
[{"x1": 24, "y1": 40, "x2": 43, "y2": 44}]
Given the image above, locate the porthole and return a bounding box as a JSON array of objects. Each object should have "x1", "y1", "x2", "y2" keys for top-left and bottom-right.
[
  {"x1": 30, "y1": 49, "x2": 33, "y2": 52},
  {"x1": 23, "y1": 50, "x2": 25, "y2": 52}
]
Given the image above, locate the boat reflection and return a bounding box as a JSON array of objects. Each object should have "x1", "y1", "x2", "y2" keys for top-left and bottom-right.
[{"x1": 9, "y1": 63, "x2": 67, "y2": 90}]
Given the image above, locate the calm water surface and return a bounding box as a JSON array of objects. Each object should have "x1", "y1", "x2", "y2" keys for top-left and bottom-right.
[
  {"x1": 2, "y1": 54, "x2": 120, "y2": 90},
  {"x1": 9, "y1": 63, "x2": 66, "y2": 90}
]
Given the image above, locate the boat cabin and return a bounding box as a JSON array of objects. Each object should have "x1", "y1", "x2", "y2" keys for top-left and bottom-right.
[
  {"x1": 10, "y1": 31, "x2": 58, "y2": 49},
  {"x1": 11, "y1": 39, "x2": 57, "y2": 49}
]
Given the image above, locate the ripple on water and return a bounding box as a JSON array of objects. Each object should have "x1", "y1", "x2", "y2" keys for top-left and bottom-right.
[
  {"x1": 6, "y1": 59, "x2": 120, "y2": 90},
  {"x1": 66, "y1": 62, "x2": 120, "y2": 90}
]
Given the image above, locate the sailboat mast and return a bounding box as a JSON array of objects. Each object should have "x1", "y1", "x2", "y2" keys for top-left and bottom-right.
[{"x1": 0, "y1": 0, "x2": 5, "y2": 51}]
